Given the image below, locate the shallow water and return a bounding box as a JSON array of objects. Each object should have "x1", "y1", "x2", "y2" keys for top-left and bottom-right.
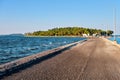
[{"x1": 0, "y1": 36, "x2": 86, "y2": 64}]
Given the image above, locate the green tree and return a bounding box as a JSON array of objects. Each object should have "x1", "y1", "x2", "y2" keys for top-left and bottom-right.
[{"x1": 25, "y1": 27, "x2": 113, "y2": 37}]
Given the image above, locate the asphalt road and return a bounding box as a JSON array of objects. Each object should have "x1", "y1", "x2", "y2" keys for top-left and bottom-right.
[{"x1": 2, "y1": 38, "x2": 120, "y2": 80}]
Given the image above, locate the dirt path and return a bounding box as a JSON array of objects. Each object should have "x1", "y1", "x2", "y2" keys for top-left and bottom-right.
[{"x1": 2, "y1": 38, "x2": 120, "y2": 80}]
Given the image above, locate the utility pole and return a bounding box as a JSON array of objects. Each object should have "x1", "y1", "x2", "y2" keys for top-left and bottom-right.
[
  {"x1": 106, "y1": 25, "x2": 108, "y2": 37},
  {"x1": 114, "y1": 8, "x2": 116, "y2": 41}
]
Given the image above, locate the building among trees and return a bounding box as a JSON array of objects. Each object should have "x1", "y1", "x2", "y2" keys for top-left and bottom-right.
[{"x1": 25, "y1": 27, "x2": 113, "y2": 37}]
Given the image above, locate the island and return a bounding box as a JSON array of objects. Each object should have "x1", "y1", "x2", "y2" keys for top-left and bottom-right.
[{"x1": 25, "y1": 27, "x2": 113, "y2": 37}]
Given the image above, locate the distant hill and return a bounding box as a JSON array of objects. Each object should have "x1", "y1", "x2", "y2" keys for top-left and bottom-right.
[{"x1": 9, "y1": 34, "x2": 24, "y2": 36}]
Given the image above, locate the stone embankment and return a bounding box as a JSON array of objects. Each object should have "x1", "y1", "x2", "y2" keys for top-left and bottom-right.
[
  {"x1": 1, "y1": 38, "x2": 120, "y2": 80},
  {"x1": 0, "y1": 40, "x2": 86, "y2": 79}
]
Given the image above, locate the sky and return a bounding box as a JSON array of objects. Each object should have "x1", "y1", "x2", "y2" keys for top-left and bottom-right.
[{"x1": 0, "y1": 0, "x2": 120, "y2": 34}]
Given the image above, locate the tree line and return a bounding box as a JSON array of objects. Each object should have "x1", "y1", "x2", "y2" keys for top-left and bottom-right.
[{"x1": 25, "y1": 27, "x2": 113, "y2": 36}]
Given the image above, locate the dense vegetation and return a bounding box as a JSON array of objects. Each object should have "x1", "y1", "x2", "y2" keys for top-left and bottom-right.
[{"x1": 25, "y1": 27, "x2": 113, "y2": 36}]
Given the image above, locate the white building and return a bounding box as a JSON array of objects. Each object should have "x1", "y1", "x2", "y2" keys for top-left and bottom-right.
[{"x1": 82, "y1": 34, "x2": 89, "y2": 37}]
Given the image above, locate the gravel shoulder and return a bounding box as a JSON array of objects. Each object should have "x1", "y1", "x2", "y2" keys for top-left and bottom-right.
[{"x1": 2, "y1": 38, "x2": 120, "y2": 80}]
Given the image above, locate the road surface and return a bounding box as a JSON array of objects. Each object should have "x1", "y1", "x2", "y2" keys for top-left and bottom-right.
[{"x1": 2, "y1": 38, "x2": 120, "y2": 80}]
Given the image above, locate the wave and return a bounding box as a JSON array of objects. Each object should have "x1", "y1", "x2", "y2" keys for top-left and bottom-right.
[{"x1": 0, "y1": 36, "x2": 86, "y2": 64}]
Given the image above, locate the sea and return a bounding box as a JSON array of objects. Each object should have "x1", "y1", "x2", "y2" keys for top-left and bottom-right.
[
  {"x1": 109, "y1": 36, "x2": 120, "y2": 44},
  {"x1": 0, "y1": 35, "x2": 86, "y2": 64}
]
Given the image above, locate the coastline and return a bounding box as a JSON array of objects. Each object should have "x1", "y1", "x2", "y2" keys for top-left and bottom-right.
[
  {"x1": 0, "y1": 39, "x2": 87, "y2": 78},
  {"x1": 2, "y1": 38, "x2": 120, "y2": 80},
  {"x1": 101, "y1": 37, "x2": 120, "y2": 48},
  {"x1": 24, "y1": 35, "x2": 84, "y2": 38}
]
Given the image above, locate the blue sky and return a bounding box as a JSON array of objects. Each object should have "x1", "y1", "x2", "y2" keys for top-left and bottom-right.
[{"x1": 0, "y1": 0, "x2": 119, "y2": 34}]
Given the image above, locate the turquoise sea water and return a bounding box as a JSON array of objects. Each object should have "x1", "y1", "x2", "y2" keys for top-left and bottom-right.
[
  {"x1": 109, "y1": 37, "x2": 120, "y2": 44},
  {"x1": 0, "y1": 36, "x2": 86, "y2": 64}
]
